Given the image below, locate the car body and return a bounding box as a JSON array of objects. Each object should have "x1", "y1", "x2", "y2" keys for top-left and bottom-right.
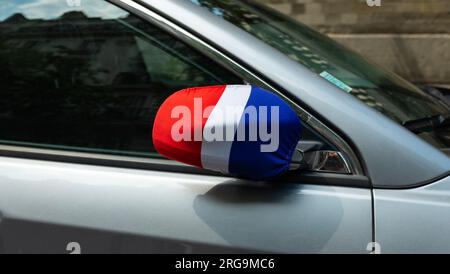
[{"x1": 0, "y1": 0, "x2": 449, "y2": 253}]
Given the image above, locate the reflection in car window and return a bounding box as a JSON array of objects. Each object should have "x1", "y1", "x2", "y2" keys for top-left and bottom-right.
[
  {"x1": 188, "y1": 0, "x2": 450, "y2": 149},
  {"x1": 0, "y1": 0, "x2": 243, "y2": 157}
]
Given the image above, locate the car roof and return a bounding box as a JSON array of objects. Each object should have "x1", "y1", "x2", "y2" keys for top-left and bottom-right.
[{"x1": 137, "y1": 0, "x2": 449, "y2": 188}]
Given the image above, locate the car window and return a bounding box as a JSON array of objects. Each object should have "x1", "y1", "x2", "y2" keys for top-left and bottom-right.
[{"x1": 0, "y1": 0, "x2": 243, "y2": 158}]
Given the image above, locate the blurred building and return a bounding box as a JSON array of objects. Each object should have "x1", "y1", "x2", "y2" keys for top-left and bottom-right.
[{"x1": 258, "y1": 0, "x2": 450, "y2": 86}]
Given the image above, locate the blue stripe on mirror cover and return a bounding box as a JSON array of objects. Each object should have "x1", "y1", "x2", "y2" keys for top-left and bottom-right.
[{"x1": 227, "y1": 86, "x2": 302, "y2": 180}]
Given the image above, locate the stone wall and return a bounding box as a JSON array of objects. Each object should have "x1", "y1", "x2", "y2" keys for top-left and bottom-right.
[{"x1": 257, "y1": 0, "x2": 450, "y2": 85}]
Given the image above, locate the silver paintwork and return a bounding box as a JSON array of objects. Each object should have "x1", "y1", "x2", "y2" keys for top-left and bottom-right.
[
  {"x1": 374, "y1": 176, "x2": 450, "y2": 253},
  {"x1": 0, "y1": 156, "x2": 372, "y2": 253},
  {"x1": 0, "y1": 0, "x2": 449, "y2": 254}
]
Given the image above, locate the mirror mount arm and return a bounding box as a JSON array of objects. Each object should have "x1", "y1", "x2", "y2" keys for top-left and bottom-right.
[{"x1": 290, "y1": 141, "x2": 352, "y2": 174}]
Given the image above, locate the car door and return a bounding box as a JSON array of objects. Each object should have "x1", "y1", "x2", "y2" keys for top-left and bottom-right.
[{"x1": 0, "y1": 0, "x2": 372, "y2": 253}]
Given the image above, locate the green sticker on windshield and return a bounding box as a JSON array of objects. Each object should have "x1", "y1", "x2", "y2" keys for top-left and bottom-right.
[{"x1": 320, "y1": 71, "x2": 353, "y2": 93}]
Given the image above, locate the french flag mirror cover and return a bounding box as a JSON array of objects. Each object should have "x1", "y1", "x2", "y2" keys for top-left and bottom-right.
[{"x1": 153, "y1": 85, "x2": 302, "y2": 180}]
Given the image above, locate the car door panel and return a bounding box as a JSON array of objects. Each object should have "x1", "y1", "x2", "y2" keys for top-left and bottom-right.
[{"x1": 0, "y1": 156, "x2": 372, "y2": 253}]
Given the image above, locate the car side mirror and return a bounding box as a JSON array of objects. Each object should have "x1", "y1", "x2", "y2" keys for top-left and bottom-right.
[{"x1": 153, "y1": 85, "x2": 343, "y2": 180}]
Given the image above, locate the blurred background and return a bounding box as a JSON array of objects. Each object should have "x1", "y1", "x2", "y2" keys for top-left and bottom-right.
[{"x1": 257, "y1": 0, "x2": 450, "y2": 86}]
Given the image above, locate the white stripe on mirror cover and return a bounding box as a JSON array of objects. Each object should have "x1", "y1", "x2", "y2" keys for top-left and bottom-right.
[{"x1": 201, "y1": 85, "x2": 252, "y2": 173}]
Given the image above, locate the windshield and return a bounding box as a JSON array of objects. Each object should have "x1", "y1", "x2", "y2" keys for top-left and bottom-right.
[{"x1": 189, "y1": 0, "x2": 450, "y2": 149}]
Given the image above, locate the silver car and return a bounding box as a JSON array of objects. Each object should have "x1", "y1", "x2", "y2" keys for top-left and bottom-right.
[{"x1": 0, "y1": 0, "x2": 449, "y2": 254}]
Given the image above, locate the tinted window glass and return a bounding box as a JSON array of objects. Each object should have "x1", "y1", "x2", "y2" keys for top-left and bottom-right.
[{"x1": 0, "y1": 0, "x2": 243, "y2": 157}]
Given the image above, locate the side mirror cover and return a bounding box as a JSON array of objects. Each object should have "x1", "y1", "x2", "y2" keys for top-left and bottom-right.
[{"x1": 152, "y1": 85, "x2": 302, "y2": 180}]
